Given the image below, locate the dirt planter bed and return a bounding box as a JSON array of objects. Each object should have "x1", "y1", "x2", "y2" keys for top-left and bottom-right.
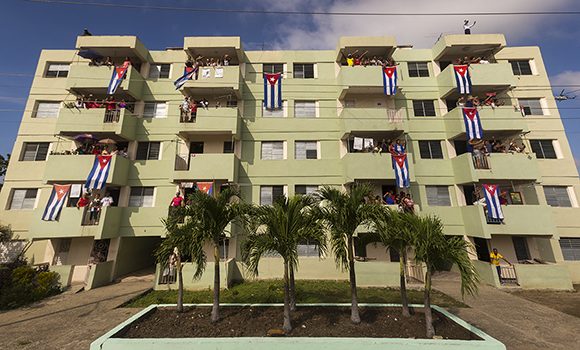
[{"x1": 91, "y1": 303, "x2": 506, "y2": 350}]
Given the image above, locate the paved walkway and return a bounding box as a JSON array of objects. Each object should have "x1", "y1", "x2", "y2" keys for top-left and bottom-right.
[
  {"x1": 433, "y1": 272, "x2": 580, "y2": 350},
  {"x1": 0, "y1": 278, "x2": 153, "y2": 350}
]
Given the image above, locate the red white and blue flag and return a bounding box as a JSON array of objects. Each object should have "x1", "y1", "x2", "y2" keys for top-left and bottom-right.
[
  {"x1": 85, "y1": 155, "x2": 113, "y2": 190},
  {"x1": 462, "y1": 107, "x2": 483, "y2": 140},
  {"x1": 42, "y1": 184, "x2": 71, "y2": 221},
  {"x1": 107, "y1": 63, "x2": 129, "y2": 95},
  {"x1": 482, "y1": 184, "x2": 504, "y2": 220},
  {"x1": 382, "y1": 66, "x2": 397, "y2": 96},
  {"x1": 264, "y1": 73, "x2": 282, "y2": 110},
  {"x1": 453, "y1": 65, "x2": 472, "y2": 94},
  {"x1": 392, "y1": 154, "x2": 410, "y2": 188},
  {"x1": 196, "y1": 181, "x2": 214, "y2": 195},
  {"x1": 174, "y1": 66, "x2": 199, "y2": 90}
]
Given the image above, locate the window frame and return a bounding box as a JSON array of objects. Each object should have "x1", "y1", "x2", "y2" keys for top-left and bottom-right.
[
  {"x1": 543, "y1": 186, "x2": 572, "y2": 207},
  {"x1": 518, "y1": 98, "x2": 544, "y2": 116},
  {"x1": 148, "y1": 63, "x2": 171, "y2": 79},
  {"x1": 263, "y1": 63, "x2": 284, "y2": 74},
  {"x1": 425, "y1": 186, "x2": 451, "y2": 207},
  {"x1": 294, "y1": 100, "x2": 317, "y2": 118},
  {"x1": 261, "y1": 141, "x2": 284, "y2": 160},
  {"x1": 295, "y1": 185, "x2": 318, "y2": 196},
  {"x1": 20, "y1": 142, "x2": 50, "y2": 161},
  {"x1": 559, "y1": 238, "x2": 580, "y2": 261},
  {"x1": 143, "y1": 102, "x2": 168, "y2": 118},
  {"x1": 260, "y1": 185, "x2": 285, "y2": 205},
  {"x1": 530, "y1": 139, "x2": 557, "y2": 159},
  {"x1": 136, "y1": 141, "x2": 161, "y2": 160},
  {"x1": 128, "y1": 187, "x2": 155, "y2": 207},
  {"x1": 8, "y1": 189, "x2": 38, "y2": 210},
  {"x1": 44, "y1": 63, "x2": 70, "y2": 78},
  {"x1": 412, "y1": 100, "x2": 436, "y2": 117},
  {"x1": 295, "y1": 141, "x2": 318, "y2": 160},
  {"x1": 293, "y1": 63, "x2": 315, "y2": 79},
  {"x1": 418, "y1": 140, "x2": 444, "y2": 159},
  {"x1": 407, "y1": 62, "x2": 430, "y2": 78},
  {"x1": 33, "y1": 101, "x2": 61, "y2": 118},
  {"x1": 510, "y1": 60, "x2": 533, "y2": 76}
]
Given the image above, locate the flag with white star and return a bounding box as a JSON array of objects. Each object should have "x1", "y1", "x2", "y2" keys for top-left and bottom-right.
[{"x1": 42, "y1": 184, "x2": 71, "y2": 221}]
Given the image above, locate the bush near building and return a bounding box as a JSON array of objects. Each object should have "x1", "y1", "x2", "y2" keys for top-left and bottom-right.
[{"x1": 0, "y1": 260, "x2": 61, "y2": 310}]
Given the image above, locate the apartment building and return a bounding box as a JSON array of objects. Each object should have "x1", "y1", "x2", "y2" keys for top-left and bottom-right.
[{"x1": 0, "y1": 34, "x2": 578, "y2": 290}]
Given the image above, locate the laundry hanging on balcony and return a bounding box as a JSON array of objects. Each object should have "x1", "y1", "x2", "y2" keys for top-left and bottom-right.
[
  {"x1": 196, "y1": 181, "x2": 214, "y2": 195},
  {"x1": 382, "y1": 66, "x2": 397, "y2": 95},
  {"x1": 174, "y1": 65, "x2": 199, "y2": 90},
  {"x1": 462, "y1": 107, "x2": 483, "y2": 140},
  {"x1": 392, "y1": 154, "x2": 410, "y2": 188},
  {"x1": 453, "y1": 65, "x2": 472, "y2": 94},
  {"x1": 85, "y1": 155, "x2": 113, "y2": 190},
  {"x1": 107, "y1": 61, "x2": 130, "y2": 95},
  {"x1": 42, "y1": 184, "x2": 71, "y2": 221},
  {"x1": 264, "y1": 73, "x2": 282, "y2": 110},
  {"x1": 482, "y1": 184, "x2": 504, "y2": 220}
]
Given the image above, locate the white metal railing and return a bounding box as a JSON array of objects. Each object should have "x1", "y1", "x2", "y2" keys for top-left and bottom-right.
[{"x1": 405, "y1": 262, "x2": 425, "y2": 283}]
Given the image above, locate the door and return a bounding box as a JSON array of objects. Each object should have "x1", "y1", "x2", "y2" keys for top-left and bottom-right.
[
  {"x1": 474, "y1": 237, "x2": 491, "y2": 262},
  {"x1": 512, "y1": 237, "x2": 531, "y2": 261}
]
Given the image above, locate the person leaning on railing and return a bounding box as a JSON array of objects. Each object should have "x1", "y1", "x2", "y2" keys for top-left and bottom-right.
[{"x1": 490, "y1": 248, "x2": 512, "y2": 283}]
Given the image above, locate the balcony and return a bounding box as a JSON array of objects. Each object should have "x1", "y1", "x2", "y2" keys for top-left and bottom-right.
[
  {"x1": 340, "y1": 108, "x2": 406, "y2": 133},
  {"x1": 178, "y1": 107, "x2": 239, "y2": 135},
  {"x1": 172, "y1": 154, "x2": 239, "y2": 182},
  {"x1": 336, "y1": 36, "x2": 396, "y2": 64},
  {"x1": 66, "y1": 65, "x2": 144, "y2": 99},
  {"x1": 432, "y1": 34, "x2": 506, "y2": 61},
  {"x1": 338, "y1": 66, "x2": 384, "y2": 95},
  {"x1": 28, "y1": 207, "x2": 123, "y2": 240},
  {"x1": 443, "y1": 107, "x2": 528, "y2": 138},
  {"x1": 437, "y1": 63, "x2": 516, "y2": 97},
  {"x1": 43, "y1": 154, "x2": 130, "y2": 186},
  {"x1": 75, "y1": 35, "x2": 151, "y2": 63},
  {"x1": 56, "y1": 108, "x2": 136, "y2": 140},
  {"x1": 461, "y1": 205, "x2": 555, "y2": 238},
  {"x1": 452, "y1": 153, "x2": 540, "y2": 183},
  {"x1": 342, "y1": 153, "x2": 414, "y2": 182},
  {"x1": 182, "y1": 66, "x2": 241, "y2": 97}
]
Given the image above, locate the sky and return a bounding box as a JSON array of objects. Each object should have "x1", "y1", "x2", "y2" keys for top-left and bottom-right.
[{"x1": 1, "y1": 0, "x2": 580, "y2": 167}]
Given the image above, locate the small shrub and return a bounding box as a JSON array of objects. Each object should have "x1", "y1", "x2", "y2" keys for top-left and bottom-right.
[{"x1": 0, "y1": 264, "x2": 62, "y2": 310}]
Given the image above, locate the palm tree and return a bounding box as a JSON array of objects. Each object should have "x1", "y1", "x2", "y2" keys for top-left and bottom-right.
[
  {"x1": 314, "y1": 183, "x2": 374, "y2": 324},
  {"x1": 243, "y1": 195, "x2": 326, "y2": 333},
  {"x1": 369, "y1": 206, "x2": 416, "y2": 317},
  {"x1": 412, "y1": 215, "x2": 479, "y2": 338}
]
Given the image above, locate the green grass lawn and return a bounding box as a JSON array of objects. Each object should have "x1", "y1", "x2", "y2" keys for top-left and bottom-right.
[{"x1": 125, "y1": 280, "x2": 466, "y2": 308}]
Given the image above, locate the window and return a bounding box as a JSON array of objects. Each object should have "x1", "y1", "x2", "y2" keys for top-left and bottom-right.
[
  {"x1": 559, "y1": 238, "x2": 580, "y2": 261},
  {"x1": 128, "y1": 187, "x2": 154, "y2": 207},
  {"x1": 148, "y1": 64, "x2": 171, "y2": 79},
  {"x1": 543, "y1": 186, "x2": 572, "y2": 207},
  {"x1": 426, "y1": 186, "x2": 451, "y2": 206},
  {"x1": 261, "y1": 141, "x2": 284, "y2": 160},
  {"x1": 34, "y1": 102, "x2": 60, "y2": 118},
  {"x1": 226, "y1": 100, "x2": 238, "y2": 108},
  {"x1": 295, "y1": 101, "x2": 316, "y2": 118},
  {"x1": 293, "y1": 63, "x2": 314, "y2": 79},
  {"x1": 136, "y1": 142, "x2": 161, "y2": 160},
  {"x1": 190, "y1": 142, "x2": 204, "y2": 154},
  {"x1": 295, "y1": 141, "x2": 318, "y2": 159},
  {"x1": 530, "y1": 140, "x2": 557, "y2": 159},
  {"x1": 143, "y1": 102, "x2": 167, "y2": 118},
  {"x1": 518, "y1": 98, "x2": 543, "y2": 116},
  {"x1": 418, "y1": 140, "x2": 443, "y2": 159},
  {"x1": 223, "y1": 141, "x2": 234, "y2": 154},
  {"x1": 263, "y1": 63, "x2": 284, "y2": 74},
  {"x1": 45, "y1": 63, "x2": 69, "y2": 78},
  {"x1": 407, "y1": 62, "x2": 429, "y2": 77},
  {"x1": 510, "y1": 60, "x2": 533, "y2": 76},
  {"x1": 9, "y1": 189, "x2": 38, "y2": 210},
  {"x1": 412, "y1": 100, "x2": 436, "y2": 117},
  {"x1": 20, "y1": 142, "x2": 49, "y2": 161},
  {"x1": 295, "y1": 185, "x2": 318, "y2": 196},
  {"x1": 262, "y1": 101, "x2": 285, "y2": 117},
  {"x1": 260, "y1": 185, "x2": 285, "y2": 205}
]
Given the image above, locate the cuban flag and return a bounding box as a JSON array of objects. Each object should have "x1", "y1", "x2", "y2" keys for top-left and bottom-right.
[
  {"x1": 196, "y1": 182, "x2": 214, "y2": 195},
  {"x1": 482, "y1": 184, "x2": 504, "y2": 220},
  {"x1": 42, "y1": 184, "x2": 71, "y2": 221},
  {"x1": 392, "y1": 154, "x2": 410, "y2": 188},
  {"x1": 462, "y1": 107, "x2": 483, "y2": 140},
  {"x1": 85, "y1": 155, "x2": 113, "y2": 190},
  {"x1": 453, "y1": 65, "x2": 472, "y2": 94},
  {"x1": 264, "y1": 73, "x2": 282, "y2": 110},
  {"x1": 382, "y1": 66, "x2": 397, "y2": 96},
  {"x1": 107, "y1": 64, "x2": 129, "y2": 95},
  {"x1": 174, "y1": 66, "x2": 199, "y2": 90}
]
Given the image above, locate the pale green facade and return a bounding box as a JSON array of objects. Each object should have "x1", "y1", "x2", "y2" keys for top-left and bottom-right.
[{"x1": 1, "y1": 34, "x2": 578, "y2": 290}]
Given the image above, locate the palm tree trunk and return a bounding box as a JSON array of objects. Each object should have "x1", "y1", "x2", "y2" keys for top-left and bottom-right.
[
  {"x1": 347, "y1": 237, "x2": 361, "y2": 324},
  {"x1": 289, "y1": 263, "x2": 296, "y2": 312},
  {"x1": 283, "y1": 259, "x2": 292, "y2": 333},
  {"x1": 211, "y1": 244, "x2": 220, "y2": 323},
  {"x1": 400, "y1": 249, "x2": 410, "y2": 317},
  {"x1": 424, "y1": 266, "x2": 435, "y2": 338},
  {"x1": 177, "y1": 262, "x2": 184, "y2": 313}
]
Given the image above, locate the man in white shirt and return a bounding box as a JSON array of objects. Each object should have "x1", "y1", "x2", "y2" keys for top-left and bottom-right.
[
  {"x1": 101, "y1": 193, "x2": 114, "y2": 207},
  {"x1": 464, "y1": 20, "x2": 476, "y2": 34}
]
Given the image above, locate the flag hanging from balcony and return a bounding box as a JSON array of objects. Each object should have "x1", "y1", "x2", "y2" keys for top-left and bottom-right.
[
  {"x1": 107, "y1": 63, "x2": 129, "y2": 95},
  {"x1": 482, "y1": 184, "x2": 504, "y2": 220},
  {"x1": 264, "y1": 73, "x2": 282, "y2": 110},
  {"x1": 392, "y1": 154, "x2": 410, "y2": 188},
  {"x1": 85, "y1": 155, "x2": 113, "y2": 190},
  {"x1": 196, "y1": 181, "x2": 214, "y2": 195},
  {"x1": 462, "y1": 107, "x2": 483, "y2": 140},
  {"x1": 382, "y1": 66, "x2": 397, "y2": 95},
  {"x1": 42, "y1": 184, "x2": 71, "y2": 221},
  {"x1": 453, "y1": 65, "x2": 472, "y2": 94},
  {"x1": 174, "y1": 66, "x2": 199, "y2": 90}
]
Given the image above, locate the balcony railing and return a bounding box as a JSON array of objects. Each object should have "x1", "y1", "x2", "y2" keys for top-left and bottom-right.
[
  {"x1": 472, "y1": 153, "x2": 490, "y2": 170},
  {"x1": 498, "y1": 265, "x2": 519, "y2": 285},
  {"x1": 104, "y1": 109, "x2": 121, "y2": 123}
]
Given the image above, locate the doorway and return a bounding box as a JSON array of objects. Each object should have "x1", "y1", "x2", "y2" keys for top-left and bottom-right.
[
  {"x1": 512, "y1": 237, "x2": 531, "y2": 262},
  {"x1": 474, "y1": 237, "x2": 491, "y2": 262}
]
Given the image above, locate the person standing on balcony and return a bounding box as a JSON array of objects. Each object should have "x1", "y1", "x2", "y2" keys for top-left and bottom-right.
[
  {"x1": 101, "y1": 193, "x2": 114, "y2": 208},
  {"x1": 89, "y1": 193, "x2": 102, "y2": 225},
  {"x1": 463, "y1": 20, "x2": 476, "y2": 34},
  {"x1": 490, "y1": 248, "x2": 512, "y2": 283}
]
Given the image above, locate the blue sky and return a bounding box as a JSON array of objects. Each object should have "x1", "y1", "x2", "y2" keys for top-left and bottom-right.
[{"x1": 1, "y1": 0, "x2": 580, "y2": 166}]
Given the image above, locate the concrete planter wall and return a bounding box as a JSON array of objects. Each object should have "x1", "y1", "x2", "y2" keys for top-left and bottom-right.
[{"x1": 91, "y1": 304, "x2": 505, "y2": 350}]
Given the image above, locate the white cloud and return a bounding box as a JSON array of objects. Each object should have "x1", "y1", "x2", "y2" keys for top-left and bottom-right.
[
  {"x1": 550, "y1": 70, "x2": 580, "y2": 88},
  {"x1": 264, "y1": 0, "x2": 575, "y2": 49}
]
